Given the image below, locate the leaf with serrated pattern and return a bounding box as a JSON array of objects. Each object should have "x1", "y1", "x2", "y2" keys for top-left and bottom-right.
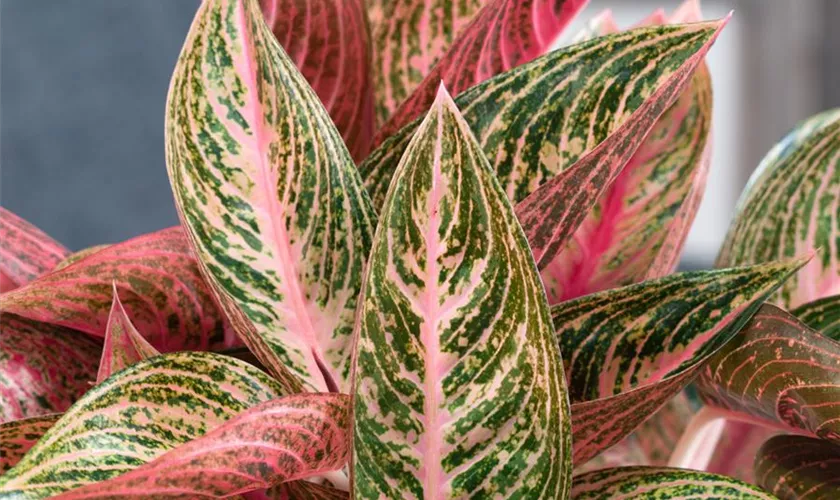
[
  {"x1": 554, "y1": 260, "x2": 804, "y2": 464},
  {"x1": 95, "y1": 285, "x2": 160, "y2": 383},
  {"x1": 352, "y1": 87, "x2": 570, "y2": 499},
  {"x1": 717, "y1": 109, "x2": 840, "y2": 308},
  {"x1": 0, "y1": 207, "x2": 68, "y2": 292},
  {"x1": 0, "y1": 227, "x2": 233, "y2": 352},
  {"x1": 166, "y1": 0, "x2": 376, "y2": 393},
  {"x1": 0, "y1": 351, "x2": 287, "y2": 498},
  {"x1": 754, "y1": 435, "x2": 840, "y2": 500},
  {"x1": 793, "y1": 293, "x2": 840, "y2": 340},
  {"x1": 0, "y1": 414, "x2": 60, "y2": 473}
]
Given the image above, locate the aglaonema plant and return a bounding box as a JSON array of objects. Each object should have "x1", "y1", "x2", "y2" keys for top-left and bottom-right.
[{"x1": 1, "y1": 0, "x2": 835, "y2": 498}]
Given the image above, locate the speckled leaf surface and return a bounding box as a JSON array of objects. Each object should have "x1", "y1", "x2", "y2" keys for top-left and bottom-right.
[
  {"x1": 554, "y1": 260, "x2": 803, "y2": 464},
  {"x1": 0, "y1": 316, "x2": 100, "y2": 423},
  {"x1": 571, "y1": 466, "x2": 777, "y2": 499},
  {"x1": 373, "y1": 0, "x2": 588, "y2": 144},
  {"x1": 755, "y1": 435, "x2": 840, "y2": 500},
  {"x1": 53, "y1": 245, "x2": 110, "y2": 271},
  {"x1": 0, "y1": 352, "x2": 287, "y2": 499},
  {"x1": 793, "y1": 293, "x2": 840, "y2": 340},
  {"x1": 352, "y1": 88, "x2": 570, "y2": 499},
  {"x1": 260, "y1": 0, "x2": 374, "y2": 161},
  {"x1": 95, "y1": 286, "x2": 160, "y2": 383},
  {"x1": 0, "y1": 207, "x2": 69, "y2": 292},
  {"x1": 166, "y1": 0, "x2": 376, "y2": 393},
  {"x1": 697, "y1": 304, "x2": 840, "y2": 443},
  {"x1": 0, "y1": 227, "x2": 232, "y2": 352},
  {"x1": 0, "y1": 415, "x2": 60, "y2": 473},
  {"x1": 717, "y1": 109, "x2": 840, "y2": 308}
]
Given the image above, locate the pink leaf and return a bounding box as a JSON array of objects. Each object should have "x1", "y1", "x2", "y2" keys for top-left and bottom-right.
[
  {"x1": 0, "y1": 414, "x2": 60, "y2": 472},
  {"x1": 670, "y1": 0, "x2": 703, "y2": 23},
  {"x1": 0, "y1": 207, "x2": 69, "y2": 292}
]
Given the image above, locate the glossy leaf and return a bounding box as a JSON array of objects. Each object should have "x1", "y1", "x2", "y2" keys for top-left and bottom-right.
[
  {"x1": 554, "y1": 260, "x2": 804, "y2": 464},
  {"x1": 0, "y1": 414, "x2": 60, "y2": 473},
  {"x1": 373, "y1": 0, "x2": 588, "y2": 144},
  {"x1": 95, "y1": 285, "x2": 160, "y2": 383},
  {"x1": 53, "y1": 244, "x2": 110, "y2": 271},
  {"x1": 166, "y1": 0, "x2": 376, "y2": 393},
  {"x1": 260, "y1": 0, "x2": 374, "y2": 161},
  {"x1": 352, "y1": 87, "x2": 570, "y2": 499},
  {"x1": 571, "y1": 466, "x2": 776, "y2": 499},
  {"x1": 793, "y1": 293, "x2": 840, "y2": 340},
  {"x1": 717, "y1": 109, "x2": 840, "y2": 308},
  {"x1": 697, "y1": 304, "x2": 840, "y2": 444},
  {"x1": 52, "y1": 394, "x2": 350, "y2": 499},
  {"x1": 755, "y1": 435, "x2": 840, "y2": 500},
  {"x1": 0, "y1": 227, "x2": 232, "y2": 352},
  {"x1": 0, "y1": 352, "x2": 287, "y2": 498},
  {"x1": 0, "y1": 316, "x2": 100, "y2": 422},
  {"x1": 0, "y1": 207, "x2": 68, "y2": 292}
]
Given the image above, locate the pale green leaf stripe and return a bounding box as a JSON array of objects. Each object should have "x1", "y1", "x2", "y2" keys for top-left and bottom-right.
[
  {"x1": 166, "y1": 0, "x2": 377, "y2": 392},
  {"x1": 571, "y1": 466, "x2": 778, "y2": 499},
  {"x1": 0, "y1": 352, "x2": 286, "y2": 499},
  {"x1": 360, "y1": 22, "x2": 724, "y2": 212},
  {"x1": 793, "y1": 293, "x2": 840, "y2": 340},
  {"x1": 717, "y1": 109, "x2": 840, "y2": 309},
  {"x1": 352, "y1": 87, "x2": 571, "y2": 499}
]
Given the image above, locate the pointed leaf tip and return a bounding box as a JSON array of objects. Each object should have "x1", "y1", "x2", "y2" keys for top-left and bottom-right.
[{"x1": 96, "y1": 285, "x2": 160, "y2": 383}]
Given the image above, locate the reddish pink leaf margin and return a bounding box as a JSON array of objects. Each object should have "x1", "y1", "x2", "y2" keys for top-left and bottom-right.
[{"x1": 96, "y1": 284, "x2": 161, "y2": 383}]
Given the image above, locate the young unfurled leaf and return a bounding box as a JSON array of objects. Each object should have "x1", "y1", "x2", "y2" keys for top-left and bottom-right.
[
  {"x1": 793, "y1": 293, "x2": 840, "y2": 339},
  {"x1": 166, "y1": 0, "x2": 376, "y2": 393},
  {"x1": 0, "y1": 352, "x2": 287, "y2": 498},
  {"x1": 0, "y1": 207, "x2": 68, "y2": 292},
  {"x1": 373, "y1": 0, "x2": 588, "y2": 144},
  {"x1": 0, "y1": 227, "x2": 232, "y2": 352},
  {"x1": 717, "y1": 109, "x2": 840, "y2": 308},
  {"x1": 0, "y1": 415, "x2": 60, "y2": 473},
  {"x1": 554, "y1": 259, "x2": 804, "y2": 464},
  {"x1": 0, "y1": 316, "x2": 100, "y2": 422},
  {"x1": 260, "y1": 0, "x2": 374, "y2": 161},
  {"x1": 755, "y1": 435, "x2": 840, "y2": 499},
  {"x1": 51, "y1": 394, "x2": 350, "y2": 499},
  {"x1": 366, "y1": 0, "x2": 488, "y2": 124},
  {"x1": 352, "y1": 87, "x2": 571, "y2": 499},
  {"x1": 571, "y1": 466, "x2": 776, "y2": 499},
  {"x1": 95, "y1": 285, "x2": 160, "y2": 383},
  {"x1": 697, "y1": 304, "x2": 840, "y2": 444}
]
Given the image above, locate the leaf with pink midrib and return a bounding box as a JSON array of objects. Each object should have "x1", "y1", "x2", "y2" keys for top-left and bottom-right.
[
  {"x1": 95, "y1": 285, "x2": 161, "y2": 383},
  {"x1": 0, "y1": 207, "x2": 69, "y2": 292}
]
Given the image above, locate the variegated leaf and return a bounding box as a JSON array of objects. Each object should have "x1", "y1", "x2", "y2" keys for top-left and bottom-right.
[
  {"x1": 0, "y1": 414, "x2": 60, "y2": 473},
  {"x1": 373, "y1": 0, "x2": 588, "y2": 144},
  {"x1": 95, "y1": 285, "x2": 160, "y2": 383},
  {"x1": 717, "y1": 109, "x2": 840, "y2": 308},
  {"x1": 0, "y1": 316, "x2": 100, "y2": 422},
  {"x1": 0, "y1": 207, "x2": 68, "y2": 292},
  {"x1": 554, "y1": 260, "x2": 804, "y2": 464},
  {"x1": 0, "y1": 352, "x2": 287, "y2": 498},
  {"x1": 53, "y1": 244, "x2": 110, "y2": 271},
  {"x1": 260, "y1": 0, "x2": 374, "y2": 161},
  {"x1": 166, "y1": 0, "x2": 376, "y2": 393},
  {"x1": 571, "y1": 466, "x2": 777, "y2": 499},
  {"x1": 52, "y1": 394, "x2": 350, "y2": 499},
  {"x1": 793, "y1": 293, "x2": 840, "y2": 339},
  {"x1": 755, "y1": 435, "x2": 840, "y2": 500},
  {"x1": 366, "y1": 0, "x2": 488, "y2": 124},
  {"x1": 352, "y1": 87, "x2": 570, "y2": 499},
  {"x1": 697, "y1": 304, "x2": 840, "y2": 444}
]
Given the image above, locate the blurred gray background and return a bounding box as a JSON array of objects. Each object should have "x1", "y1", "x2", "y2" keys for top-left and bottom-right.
[{"x1": 2, "y1": 0, "x2": 839, "y2": 267}]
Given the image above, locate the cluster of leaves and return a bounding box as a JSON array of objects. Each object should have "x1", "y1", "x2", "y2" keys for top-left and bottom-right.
[{"x1": 1, "y1": 0, "x2": 838, "y2": 498}]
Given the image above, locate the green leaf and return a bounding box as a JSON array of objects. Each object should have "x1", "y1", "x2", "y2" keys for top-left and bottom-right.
[
  {"x1": 554, "y1": 260, "x2": 805, "y2": 464},
  {"x1": 793, "y1": 293, "x2": 840, "y2": 340},
  {"x1": 352, "y1": 87, "x2": 571, "y2": 499},
  {"x1": 755, "y1": 435, "x2": 840, "y2": 500},
  {"x1": 717, "y1": 109, "x2": 840, "y2": 308},
  {"x1": 571, "y1": 466, "x2": 777, "y2": 499},
  {"x1": 166, "y1": 0, "x2": 377, "y2": 392},
  {"x1": 0, "y1": 415, "x2": 59, "y2": 473},
  {"x1": 0, "y1": 352, "x2": 286, "y2": 498}
]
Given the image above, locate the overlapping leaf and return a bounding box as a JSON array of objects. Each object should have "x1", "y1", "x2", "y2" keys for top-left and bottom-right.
[
  {"x1": 0, "y1": 227, "x2": 232, "y2": 352},
  {"x1": 553, "y1": 260, "x2": 804, "y2": 464},
  {"x1": 0, "y1": 207, "x2": 68, "y2": 292},
  {"x1": 373, "y1": 0, "x2": 588, "y2": 143},
  {"x1": 95, "y1": 286, "x2": 160, "y2": 383},
  {"x1": 571, "y1": 466, "x2": 776, "y2": 499},
  {"x1": 697, "y1": 304, "x2": 840, "y2": 444},
  {"x1": 53, "y1": 244, "x2": 110, "y2": 271},
  {"x1": 352, "y1": 88, "x2": 570, "y2": 499},
  {"x1": 0, "y1": 316, "x2": 100, "y2": 422},
  {"x1": 755, "y1": 435, "x2": 840, "y2": 499},
  {"x1": 166, "y1": 0, "x2": 376, "y2": 393},
  {"x1": 793, "y1": 293, "x2": 840, "y2": 339},
  {"x1": 0, "y1": 352, "x2": 287, "y2": 498},
  {"x1": 260, "y1": 0, "x2": 374, "y2": 161},
  {"x1": 0, "y1": 415, "x2": 60, "y2": 473},
  {"x1": 717, "y1": 109, "x2": 840, "y2": 308}
]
